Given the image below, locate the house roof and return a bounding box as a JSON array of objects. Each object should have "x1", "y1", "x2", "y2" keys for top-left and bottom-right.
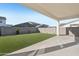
[
  {"x1": 14, "y1": 21, "x2": 40, "y2": 27},
  {"x1": 14, "y1": 21, "x2": 49, "y2": 27},
  {"x1": 22, "y1": 3, "x2": 79, "y2": 20}
]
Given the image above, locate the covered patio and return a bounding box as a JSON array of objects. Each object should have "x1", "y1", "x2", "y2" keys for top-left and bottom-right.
[{"x1": 22, "y1": 3, "x2": 79, "y2": 36}]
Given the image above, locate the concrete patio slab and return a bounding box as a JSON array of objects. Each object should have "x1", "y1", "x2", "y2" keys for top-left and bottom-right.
[{"x1": 39, "y1": 44, "x2": 79, "y2": 56}]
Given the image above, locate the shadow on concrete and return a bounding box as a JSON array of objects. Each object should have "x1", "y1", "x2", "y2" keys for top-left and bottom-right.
[{"x1": 7, "y1": 50, "x2": 35, "y2": 56}]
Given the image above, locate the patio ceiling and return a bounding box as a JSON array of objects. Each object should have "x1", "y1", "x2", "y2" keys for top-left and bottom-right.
[{"x1": 22, "y1": 3, "x2": 79, "y2": 20}]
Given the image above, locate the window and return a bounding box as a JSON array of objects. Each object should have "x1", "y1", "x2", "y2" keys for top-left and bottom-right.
[{"x1": 0, "y1": 21, "x2": 2, "y2": 23}]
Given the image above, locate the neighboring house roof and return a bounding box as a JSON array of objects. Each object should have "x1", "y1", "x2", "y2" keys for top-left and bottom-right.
[
  {"x1": 14, "y1": 21, "x2": 49, "y2": 27},
  {"x1": 36, "y1": 24, "x2": 48, "y2": 28},
  {"x1": 14, "y1": 21, "x2": 39, "y2": 27}
]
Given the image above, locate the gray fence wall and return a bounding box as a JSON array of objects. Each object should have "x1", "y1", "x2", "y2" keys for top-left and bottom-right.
[
  {"x1": 18, "y1": 27, "x2": 39, "y2": 34},
  {"x1": 0, "y1": 27, "x2": 39, "y2": 36},
  {"x1": 38, "y1": 27, "x2": 67, "y2": 35},
  {"x1": 38, "y1": 27, "x2": 56, "y2": 34},
  {"x1": 1, "y1": 27, "x2": 16, "y2": 35},
  {"x1": 0, "y1": 27, "x2": 67, "y2": 36},
  {"x1": 0, "y1": 27, "x2": 57, "y2": 36}
]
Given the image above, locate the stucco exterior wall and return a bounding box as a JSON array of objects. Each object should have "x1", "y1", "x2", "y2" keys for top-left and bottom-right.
[{"x1": 59, "y1": 27, "x2": 67, "y2": 35}]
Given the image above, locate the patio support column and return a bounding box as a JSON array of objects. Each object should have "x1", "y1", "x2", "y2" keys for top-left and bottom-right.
[{"x1": 56, "y1": 20, "x2": 60, "y2": 36}]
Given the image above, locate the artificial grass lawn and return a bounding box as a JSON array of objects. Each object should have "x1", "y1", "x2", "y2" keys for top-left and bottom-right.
[{"x1": 0, "y1": 33, "x2": 55, "y2": 55}]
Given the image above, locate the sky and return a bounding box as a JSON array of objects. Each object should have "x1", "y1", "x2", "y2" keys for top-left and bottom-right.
[{"x1": 0, "y1": 3, "x2": 58, "y2": 26}]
